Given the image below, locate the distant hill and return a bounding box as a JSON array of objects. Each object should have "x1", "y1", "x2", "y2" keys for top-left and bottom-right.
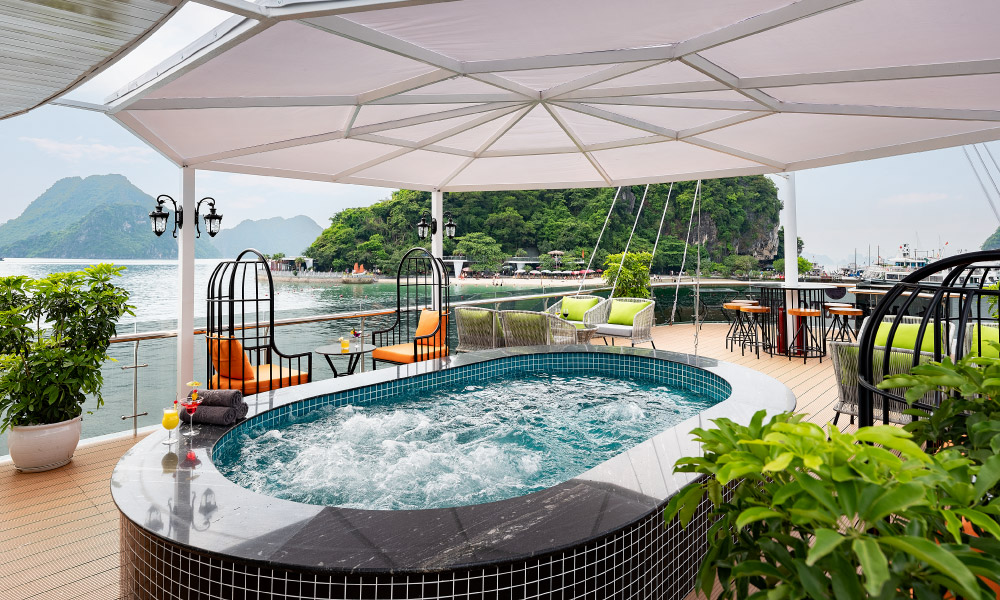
[
  {"x1": 0, "y1": 174, "x2": 220, "y2": 259},
  {"x1": 211, "y1": 215, "x2": 322, "y2": 258},
  {"x1": 0, "y1": 174, "x2": 320, "y2": 260},
  {"x1": 983, "y1": 226, "x2": 1000, "y2": 251}
]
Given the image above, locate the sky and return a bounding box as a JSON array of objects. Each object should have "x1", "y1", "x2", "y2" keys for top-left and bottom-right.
[{"x1": 1, "y1": 3, "x2": 999, "y2": 267}]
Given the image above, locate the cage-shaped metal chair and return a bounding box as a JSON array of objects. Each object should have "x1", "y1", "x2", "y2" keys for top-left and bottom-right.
[
  {"x1": 371, "y1": 247, "x2": 450, "y2": 366},
  {"x1": 205, "y1": 249, "x2": 312, "y2": 395},
  {"x1": 857, "y1": 250, "x2": 1000, "y2": 427}
]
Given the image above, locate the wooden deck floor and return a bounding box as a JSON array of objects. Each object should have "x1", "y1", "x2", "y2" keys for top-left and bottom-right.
[{"x1": 0, "y1": 323, "x2": 844, "y2": 599}]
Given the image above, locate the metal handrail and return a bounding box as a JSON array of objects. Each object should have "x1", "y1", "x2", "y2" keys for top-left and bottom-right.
[{"x1": 108, "y1": 287, "x2": 613, "y2": 344}]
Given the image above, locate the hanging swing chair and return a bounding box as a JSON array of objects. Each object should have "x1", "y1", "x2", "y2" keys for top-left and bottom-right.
[
  {"x1": 205, "y1": 249, "x2": 312, "y2": 394},
  {"x1": 371, "y1": 247, "x2": 451, "y2": 367}
]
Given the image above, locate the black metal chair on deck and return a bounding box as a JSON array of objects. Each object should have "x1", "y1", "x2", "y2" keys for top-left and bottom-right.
[
  {"x1": 371, "y1": 247, "x2": 451, "y2": 367},
  {"x1": 205, "y1": 249, "x2": 312, "y2": 395}
]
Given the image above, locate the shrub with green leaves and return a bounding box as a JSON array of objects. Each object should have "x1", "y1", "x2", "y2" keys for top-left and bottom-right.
[
  {"x1": 665, "y1": 411, "x2": 1000, "y2": 599},
  {"x1": 0, "y1": 264, "x2": 133, "y2": 431},
  {"x1": 879, "y1": 346, "x2": 1000, "y2": 498},
  {"x1": 602, "y1": 251, "x2": 653, "y2": 298}
]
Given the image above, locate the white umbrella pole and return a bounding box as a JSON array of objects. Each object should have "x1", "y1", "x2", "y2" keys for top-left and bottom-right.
[
  {"x1": 782, "y1": 172, "x2": 799, "y2": 286},
  {"x1": 176, "y1": 167, "x2": 196, "y2": 399},
  {"x1": 577, "y1": 187, "x2": 621, "y2": 295}
]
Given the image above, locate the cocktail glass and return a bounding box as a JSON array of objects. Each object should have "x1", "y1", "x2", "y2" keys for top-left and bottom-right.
[
  {"x1": 180, "y1": 396, "x2": 202, "y2": 437},
  {"x1": 161, "y1": 407, "x2": 179, "y2": 445}
]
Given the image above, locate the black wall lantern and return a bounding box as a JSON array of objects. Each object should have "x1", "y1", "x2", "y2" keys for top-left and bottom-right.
[
  {"x1": 443, "y1": 213, "x2": 457, "y2": 239},
  {"x1": 196, "y1": 197, "x2": 223, "y2": 238},
  {"x1": 417, "y1": 211, "x2": 457, "y2": 240},
  {"x1": 150, "y1": 195, "x2": 223, "y2": 238}
]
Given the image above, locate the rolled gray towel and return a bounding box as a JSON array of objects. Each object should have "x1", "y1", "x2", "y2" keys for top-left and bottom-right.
[
  {"x1": 180, "y1": 405, "x2": 239, "y2": 426},
  {"x1": 236, "y1": 402, "x2": 248, "y2": 421},
  {"x1": 186, "y1": 388, "x2": 243, "y2": 408}
]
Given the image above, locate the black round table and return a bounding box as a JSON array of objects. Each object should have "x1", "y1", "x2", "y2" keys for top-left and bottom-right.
[
  {"x1": 315, "y1": 342, "x2": 375, "y2": 377},
  {"x1": 750, "y1": 283, "x2": 839, "y2": 358}
]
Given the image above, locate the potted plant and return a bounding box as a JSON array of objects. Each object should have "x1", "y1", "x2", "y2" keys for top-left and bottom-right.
[
  {"x1": 0, "y1": 264, "x2": 133, "y2": 472},
  {"x1": 666, "y1": 410, "x2": 1000, "y2": 599}
]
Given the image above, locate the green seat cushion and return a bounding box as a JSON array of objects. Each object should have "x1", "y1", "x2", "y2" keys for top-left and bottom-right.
[
  {"x1": 607, "y1": 300, "x2": 652, "y2": 326},
  {"x1": 970, "y1": 325, "x2": 1000, "y2": 358},
  {"x1": 561, "y1": 296, "x2": 600, "y2": 321},
  {"x1": 874, "y1": 322, "x2": 943, "y2": 353}
]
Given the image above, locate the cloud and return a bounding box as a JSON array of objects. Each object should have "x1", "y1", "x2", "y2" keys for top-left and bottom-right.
[
  {"x1": 880, "y1": 192, "x2": 949, "y2": 206},
  {"x1": 19, "y1": 137, "x2": 156, "y2": 164}
]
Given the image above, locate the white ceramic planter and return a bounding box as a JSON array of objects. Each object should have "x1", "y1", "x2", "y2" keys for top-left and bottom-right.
[{"x1": 8, "y1": 416, "x2": 82, "y2": 473}]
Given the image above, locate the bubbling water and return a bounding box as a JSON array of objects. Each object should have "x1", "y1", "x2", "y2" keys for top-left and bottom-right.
[{"x1": 216, "y1": 372, "x2": 714, "y2": 510}]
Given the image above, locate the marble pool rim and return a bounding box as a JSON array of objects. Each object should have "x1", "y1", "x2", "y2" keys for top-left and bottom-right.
[{"x1": 111, "y1": 344, "x2": 795, "y2": 575}]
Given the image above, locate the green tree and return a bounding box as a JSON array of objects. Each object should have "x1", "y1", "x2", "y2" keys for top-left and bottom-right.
[
  {"x1": 483, "y1": 207, "x2": 532, "y2": 253},
  {"x1": 724, "y1": 254, "x2": 759, "y2": 276},
  {"x1": 772, "y1": 256, "x2": 813, "y2": 274},
  {"x1": 454, "y1": 232, "x2": 506, "y2": 273},
  {"x1": 603, "y1": 252, "x2": 653, "y2": 298}
]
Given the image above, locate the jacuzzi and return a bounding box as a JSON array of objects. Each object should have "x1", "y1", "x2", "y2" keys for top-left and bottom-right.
[{"x1": 113, "y1": 345, "x2": 794, "y2": 599}]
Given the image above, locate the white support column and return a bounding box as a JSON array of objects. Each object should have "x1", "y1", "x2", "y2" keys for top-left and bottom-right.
[
  {"x1": 782, "y1": 172, "x2": 799, "y2": 286},
  {"x1": 176, "y1": 167, "x2": 196, "y2": 399},
  {"x1": 431, "y1": 189, "x2": 444, "y2": 259}
]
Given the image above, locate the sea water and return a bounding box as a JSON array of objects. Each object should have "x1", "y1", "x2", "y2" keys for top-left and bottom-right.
[{"x1": 216, "y1": 372, "x2": 714, "y2": 510}]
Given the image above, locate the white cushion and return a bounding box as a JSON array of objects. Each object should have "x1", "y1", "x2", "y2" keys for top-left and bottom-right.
[{"x1": 596, "y1": 323, "x2": 633, "y2": 337}]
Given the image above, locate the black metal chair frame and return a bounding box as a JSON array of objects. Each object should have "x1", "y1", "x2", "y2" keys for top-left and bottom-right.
[
  {"x1": 371, "y1": 247, "x2": 451, "y2": 367},
  {"x1": 205, "y1": 248, "x2": 312, "y2": 391},
  {"x1": 724, "y1": 306, "x2": 751, "y2": 351},
  {"x1": 857, "y1": 250, "x2": 1000, "y2": 427}
]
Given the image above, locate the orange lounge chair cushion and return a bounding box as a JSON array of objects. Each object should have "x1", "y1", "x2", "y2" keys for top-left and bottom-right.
[
  {"x1": 414, "y1": 310, "x2": 447, "y2": 345},
  {"x1": 207, "y1": 337, "x2": 255, "y2": 380},
  {"x1": 211, "y1": 364, "x2": 309, "y2": 395},
  {"x1": 372, "y1": 343, "x2": 448, "y2": 364}
]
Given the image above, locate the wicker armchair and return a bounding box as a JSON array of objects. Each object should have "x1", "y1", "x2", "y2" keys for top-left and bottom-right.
[
  {"x1": 545, "y1": 295, "x2": 609, "y2": 327},
  {"x1": 829, "y1": 341, "x2": 940, "y2": 426},
  {"x1": 499, "y1": 310, "x2": 577, "y2": 347},
  {"x1": 455, "y1": 307, "x2": 502, "y2": 352},
  {"x1": 594, "y1": 298, "x2": 656, "y2": 348}
]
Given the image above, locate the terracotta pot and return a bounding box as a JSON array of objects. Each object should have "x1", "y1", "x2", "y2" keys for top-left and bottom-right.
[{"x1": 8, "y1": 416, "x2": 82, "y2": 473}]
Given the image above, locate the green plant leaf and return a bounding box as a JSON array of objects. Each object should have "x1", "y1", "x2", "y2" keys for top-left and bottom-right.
[
  {"x1": 762, "y1": 452, "x2": 794, "y2": 472},
  {"x1": 735, "y1": 507, "x2": 782, "y2": 530},
  {"x1": 852, "y1": 537, "x2": 889, "y2": 596},
  {"x1": 863, "y1": 482, "x2": 927, "y2": 522},
  {"x1": 879, "y1": 536, "x2": 982, "y2": 600},
  {"x1": 664, "y1": 483, "x2": 705, "y2": 528},
  {"x1": 974, "y1": 454, "x2": 1000, "y2": 500},
  {"x1": 806, "y1": 529, "x2": 846, "y2": 566}
]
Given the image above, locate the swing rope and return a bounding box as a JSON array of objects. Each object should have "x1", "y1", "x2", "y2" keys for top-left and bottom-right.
[
  {"x1": 670, "y1": 181, "x2": 702, "y2": 325},
  {"x1": 647, "y1": 182, "x2": 674, "y2": 300},
  {"x1": 577, "y1": 187, "x2": 622, "y2": 295},
  {"x1": 609, "y1": 185, "x2": 649, "y2": 299}
]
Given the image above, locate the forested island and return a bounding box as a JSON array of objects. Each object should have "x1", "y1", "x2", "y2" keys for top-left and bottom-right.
[{"x1": 306, "y1": 176, "x2": 789, "y2": 274}]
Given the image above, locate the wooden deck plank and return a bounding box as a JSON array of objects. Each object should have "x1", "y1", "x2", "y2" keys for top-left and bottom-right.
[{"x1": 0, "y1": 323, "x2": 847, "y2": 600}]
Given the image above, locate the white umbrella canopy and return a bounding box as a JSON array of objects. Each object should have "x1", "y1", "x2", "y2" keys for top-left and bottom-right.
[{"x1": 105, "y1": 0, "x2": 1000, "y2": 191}]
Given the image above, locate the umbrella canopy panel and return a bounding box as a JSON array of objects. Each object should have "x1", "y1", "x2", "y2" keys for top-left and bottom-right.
[
  {"x1": 1, "y1": 0, "x2": 180, "y2": 120},
  {"x1": 108, "y1": 0, "x2": 1000, "y2": 191}
]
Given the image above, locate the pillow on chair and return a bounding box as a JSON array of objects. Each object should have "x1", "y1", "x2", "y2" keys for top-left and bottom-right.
[
  {"x1": 415, "y1": 310, "x2": 447, "y2": 345},
  {"x1": 561, "y1": 296, "x2": 599, "y2": 321},
  {"x1": 607, "y1": 300, "x2": 652, "y2": 326},
  {"x1": 207, "y1": 337, "x2": 255, "y2": 380}
]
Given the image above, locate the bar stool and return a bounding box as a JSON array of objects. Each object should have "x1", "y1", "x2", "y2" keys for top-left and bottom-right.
[
  {"x1": 787, "y1": 307, "x2": 825, "y2": 363},
  {"x1": 828, "y1": 307, "x2": 864, "y2": 342},
  {"x1": 723, "y1": 302, "x2": 750, "y2": 350},
  {"x1": 739, "y1": 305, "x2": 771, "y2": 359},
  {"x1": 823, "y1": 303, "x2": 853, "y2": 337}
]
